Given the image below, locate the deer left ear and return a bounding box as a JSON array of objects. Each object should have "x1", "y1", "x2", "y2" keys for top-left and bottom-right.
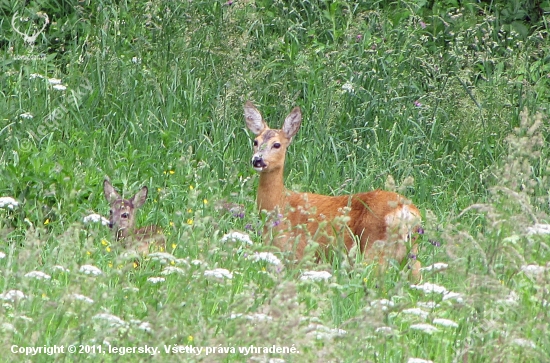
[
  {"x1": 282, "y1": 106, "x2": 302, "y2": 140},
  {"x1": 104, "y1": 179, "x2": 121, "y2": 203}
]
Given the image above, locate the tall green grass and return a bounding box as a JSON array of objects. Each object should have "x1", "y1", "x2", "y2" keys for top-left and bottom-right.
[{"x1": 1, "y1": 1, "x2": 550, "y2": 362}]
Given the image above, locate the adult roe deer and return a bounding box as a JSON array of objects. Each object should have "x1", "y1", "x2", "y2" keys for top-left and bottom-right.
[
  {"x1": 244, "y1": 101, "x2": 422, "y2": 281},
  {"x1": 103, "y1": 180, "x2": 166, "y2": 254}
]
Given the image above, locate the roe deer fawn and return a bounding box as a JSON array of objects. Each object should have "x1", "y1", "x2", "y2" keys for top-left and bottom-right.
[
  {"x1": 244, "y1": 101, "x2": 422, "y2": 281},
  {"x1": 103, "y1": 180, "x2": 165, "y2": 254}
]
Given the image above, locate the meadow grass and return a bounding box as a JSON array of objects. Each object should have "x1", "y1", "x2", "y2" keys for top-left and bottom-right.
[{"x1": 1, "y1": 1, "x2": 550, "y2": 362}]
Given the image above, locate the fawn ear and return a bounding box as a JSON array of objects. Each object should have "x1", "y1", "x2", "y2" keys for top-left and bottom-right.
[
  {"x1": 131, "y1": 186, "x2": 148, "y2": 208},
  {"x1": 282, "y1": 106, "x2": 302, "y2": 140},
  {"x1": 244, "y1": 101, "x2": 268, "y2": 135},
  {"x1": 103, "y1": 180, "x2": 120, "y2": 203}
]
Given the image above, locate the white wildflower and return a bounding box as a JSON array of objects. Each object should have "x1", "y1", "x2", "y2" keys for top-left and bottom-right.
[
  {"x1": 19, "y1": 112, "x2": 34, "y2": 119},
  {"x1": 375, "y1": 326, "x2": 394, "y2": 335},
  {"x1": 407, "y1": 358, "x2": 434, "y2": 363},
  {"x1": 410, "y1": 282, "x2": 448, "y2": 294},
  {"x1": 0, "y1": 197, "x2": 19, "y2": 209},
  {"x1": 521, "y1": 264, "x2": 546, "y2": 277},
  {"x1": 148, "y1": 252, "x2": 176, "y2": 264},
  {"x1": 83, "y1": 213, "x2": 110, "y2": 226},
  {"x1": 416, "y1": 301, "x2": 439, "y2": 309},
  {"x1": 527, "y1": 223, "x2": 550, "y2": 235},
  {"x1": 0, "y1": 252, "x2": 5, "y2": 259},
  {"x1": 231, "y1": 313, "x2": 273, "y2": 322},
  {"x1": 370, "y1": 299, "x2": 395, "y2": 311},
  {"x1": 442, "y1": 291, "x2": 463, "y2": 303},
  {"x1": 123, "y1": 287, "x2": 139, "y2": 293},
  {"x1": 92, "y1": 313, "x2": 127, "y2": 328},
  {"x1": 191, "y1": 259, "x2": 206, "y2": 266},
  {"x1": 30, "y1": 73, "x2": 44, "y2": 79},
  {"x1": 497, "y1": 291, "x2": 519, "y2": 306},
  {"x1": 161, "y1": 266, "x2": 186, "y2": 276},
  {"x1": 137, "y1": 321, "x2": 152, "y2": 333},
  {"x1": 47, "y1": 78, "x2": 62, "y2": 85},
  {"x1": 512, "y1": 338, "x2": 536, "y2": 348},
  {"x1": 420, "y1": 263, "x2": 448, "y2": 272},
  {"x1": 433, "y1": 318, "x2": 459, "y2": 328},
  {"x1": 52, "y1": 265, "x2": 70, "y2": 273},
  {"x1": 131, "y1": 57, "x2": 141, "y2": 64},
  {"x1": 306, "y1": 323, "x2": 347, "y2": 340},
  {"x1": 220, "y1": 231, "x2": 253, "y2": 245},
  {"x1": 1, "y1": 323, "x2": 17, "y2": 333},
  {"x1": 79, "y1": 265, "x2": 102, "y2": 276},
  {"x1": 204, "y1": 268, "x2": 233, "y2": 280},
  {"x1": 300, "y1": 271, "x2": 332, "y2": 281},
  {"x1": 341, "y1": 82, "x2": 354, "y2": 93},
  {"x1": 410, "y1": 323, "x2": 439, "y2": 334},
  {"x1": 70, "y1": 294, "x2": 94, "y2": 304},
  {"x1": 52, "y1": 84, "x2": 67, "y2": 91},
  {"x1": 250, "y1": 252, "x2": 282, "y2": 266},
  {"x1": 402, "y1": 308, "x2": 429, "y2": 320},
  {"x1": 24, "y1": 271, "x2": 51, "y2": 280},
  {"x1": 16, "y1": 315, "x2": 33, "y2": 323},
  {"x1": 147, "y1": 277, "x2": 165, "y2": 284},
  {"x1": 0, "y1": 290, "x2": 26, "y2": 302}
]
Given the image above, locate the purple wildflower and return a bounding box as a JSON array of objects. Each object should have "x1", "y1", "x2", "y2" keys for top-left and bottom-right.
[
  {"x1": 233, "y1": 212, "x2": 245, "y2": 219},
  {"x1": 271, "y1": 213, "x2": 283, "y2": 227},
  {"x1": 420, "y1": 21, "x2": 427, "y2": 29},
  {"x1": 414, "y1": 100, "x2": 422, "y2": 107},
  {"x1": 429, "y1": 239, "x2": 441, "y2": 247},
  {"x1": 356, "y1": 34, "x2": 362, "y2": 41}
]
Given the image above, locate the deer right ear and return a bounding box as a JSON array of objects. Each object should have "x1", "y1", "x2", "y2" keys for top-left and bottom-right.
[
  {"x1": 131, "y1": 186, "x2": 148, "y2": 208},
  {"x1": 282, "y1": 106, "x2": 302, "y2": 140},
  {"x1": 244, "y1": 101, "x2": 267, "y2": 135},
  {"x1": 104, "y1": 180, "x2": 120, "y2": 203}
]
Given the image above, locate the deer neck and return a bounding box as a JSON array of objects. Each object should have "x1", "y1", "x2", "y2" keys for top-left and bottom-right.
[{"x1": 257, "y1": 168, "x2": 286, "y2": 213}]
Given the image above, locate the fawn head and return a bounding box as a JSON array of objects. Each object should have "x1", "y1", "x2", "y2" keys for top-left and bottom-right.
[
  {"x1": 103, "y1": 180, "x2": 148, "y2": 240},
  {"x1": 244, "y1": 101, "x2": 302, "y2": 173}
]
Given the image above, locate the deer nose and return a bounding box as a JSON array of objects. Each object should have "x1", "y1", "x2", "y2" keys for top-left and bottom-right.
[
  {"x1": 252, "y1": 156, "x2": 267, "y2": 169},
  {"x1": 108, "y1": 222, "x2": 114, "y2": 229}
]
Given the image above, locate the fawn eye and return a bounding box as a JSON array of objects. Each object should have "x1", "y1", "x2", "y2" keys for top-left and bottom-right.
[
  {"x1": 273, "y1": 142, "x2": 281, "y2": 149},
  {"x1": 121, "y1": 212, "x2": 129, "y2": 219},
  {"x1": 253, "y1": 140, "x2": 258, "y2": 146},
  {"x1": 109, "y1": 210, "x2": 113, "y2": 215}
]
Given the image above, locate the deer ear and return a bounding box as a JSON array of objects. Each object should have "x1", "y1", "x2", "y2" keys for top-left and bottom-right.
[
  {"x1": 282, "y1": 106, "x2": 302, "y2": 140},
  {"x1": 131, "y1": 186, "x2": 148, "y2": 208},
  {"x1": 244, "y1": 101, "x2": 268, "y2": 135},
  {"x1": 103, "y1": 180, "x2": 120, "y2": 203}
]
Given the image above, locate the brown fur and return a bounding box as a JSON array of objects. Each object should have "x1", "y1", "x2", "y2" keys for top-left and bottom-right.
[
  {"x1": 245, "y1": 101, "x2": 422, "y2": 281},
  {"x1": 103, "y1": 180, "x2": 166, "y2": 254}
]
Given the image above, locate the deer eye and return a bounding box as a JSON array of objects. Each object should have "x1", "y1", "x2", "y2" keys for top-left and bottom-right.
[
  {"x1": 253, "y1": 140, "x2": 258, "y2": 146},
  {"x1": 121, "y1": 212, "x2": 130, "y2": 219},
  {"x1": 109, "y1": 210, "x2": 113, "y2": 215},
  {"x1": 273, "y1": 142, "x2": 281, "y2": 149}
]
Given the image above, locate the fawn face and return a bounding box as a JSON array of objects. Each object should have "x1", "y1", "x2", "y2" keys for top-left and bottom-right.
[
  {"x1": 244, "y1": 101, "x2": 302, "y2": 173},
  {"x1": 103, "y1": 180, "x2": 148, "y2": 240}
]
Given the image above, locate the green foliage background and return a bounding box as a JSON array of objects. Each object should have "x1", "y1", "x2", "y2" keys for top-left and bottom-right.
[{"x1": 1, "y1": 1, "x2": 550, "y2": 362}]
